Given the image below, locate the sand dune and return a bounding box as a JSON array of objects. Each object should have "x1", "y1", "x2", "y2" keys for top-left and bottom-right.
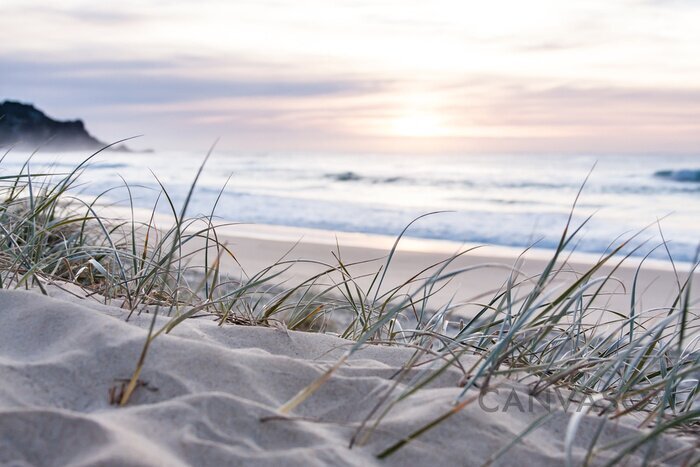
[{"x1": 1, "y1": 285, "x2": 697, "y2": 466}]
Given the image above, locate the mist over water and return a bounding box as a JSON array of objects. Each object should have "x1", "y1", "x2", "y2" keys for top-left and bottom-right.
[{"x1": 4, "y1": 151, "x2": 699, "y2": 262}]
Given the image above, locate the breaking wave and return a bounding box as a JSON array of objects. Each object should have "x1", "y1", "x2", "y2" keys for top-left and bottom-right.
[{"x1": 654, "y1": 169, "x2": 700, "y2": 183}]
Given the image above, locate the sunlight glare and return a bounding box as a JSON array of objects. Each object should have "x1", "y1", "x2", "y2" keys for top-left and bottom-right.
[{"x1": 391, "y1": 112, "x2": 447, "y2": 138}]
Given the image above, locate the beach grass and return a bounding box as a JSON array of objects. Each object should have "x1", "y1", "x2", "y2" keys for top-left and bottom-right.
[{"x1": 1, "y1": 149, "x2": 698, "y2": 465}]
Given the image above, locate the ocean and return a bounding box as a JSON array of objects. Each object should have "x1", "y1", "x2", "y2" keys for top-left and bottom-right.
[{"x1": 3, "y1": 151, "x2": 699, "y2": 263}]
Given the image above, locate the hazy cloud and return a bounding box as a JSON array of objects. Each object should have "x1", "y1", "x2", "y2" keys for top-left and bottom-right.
[{"x1": 1, "y1": 57, "x2": 387, "y2": 107}]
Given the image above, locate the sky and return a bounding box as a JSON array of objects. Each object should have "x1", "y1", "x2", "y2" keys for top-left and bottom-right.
[{"x1": 1, "y1": 0, "x2": 700, "y2": 154}]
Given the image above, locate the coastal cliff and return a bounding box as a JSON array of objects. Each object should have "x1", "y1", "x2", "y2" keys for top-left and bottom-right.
[{"x1": 0, "y1": 100, "x2": 130, "y2": 152}]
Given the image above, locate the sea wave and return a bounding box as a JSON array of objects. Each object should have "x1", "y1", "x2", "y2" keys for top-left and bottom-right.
[
  {"x1": 90, "y1": 162, "x2": 128, "y2": 169},
  {"x1": 327, "y1": 171, "x2": 362, "y2": 182},
  {"x1": 325, "y1": 172, "x2": 578, "y2": 190},
  {"x1": 654, "y1": 169, "x2": 700, "y2": 182},
  {"x1": 325, "y1": 172, "x2": 409, "y2": 184}
]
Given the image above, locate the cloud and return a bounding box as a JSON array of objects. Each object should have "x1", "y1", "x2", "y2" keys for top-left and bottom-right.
[
  {"x1": 1, "y1": 56, "x2": 388, "y2": 108},
  {"x1": 1, "y1": 3, "x2": 144, "y2": 24},
  {"x1": 530, "y1": 85, "x2": 700, "y2": 107},
  {"x1": 438, "y1": 78, "x2": 700, "y2": 127},
  {"x1": 50, "y1": 7, "x2": 141, "y2": 24}
]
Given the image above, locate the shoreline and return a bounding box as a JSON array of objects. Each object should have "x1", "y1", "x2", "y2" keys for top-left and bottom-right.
[
  {"x1": 101, "y1": 205, "x2": 698, "y2": 317},
  {"x1": 118, "y1": 205, "x2": 695, "y2": 271}
]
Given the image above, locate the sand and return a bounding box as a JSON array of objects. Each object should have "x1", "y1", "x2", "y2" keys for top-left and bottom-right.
[
  {"x1": 188, "y1": 220, "x2": 699, "y2": 320},
  {"x1": 105, "y1": 206, "x2": 699, "y2": 316},
  {"x1": 1, "y1": 222, "x2": 698, "y2": 466}
]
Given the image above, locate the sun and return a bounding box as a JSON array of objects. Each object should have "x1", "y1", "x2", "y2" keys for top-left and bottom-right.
[{"x1": 390, "y1": 112, "x2": 447, "y2": 138}]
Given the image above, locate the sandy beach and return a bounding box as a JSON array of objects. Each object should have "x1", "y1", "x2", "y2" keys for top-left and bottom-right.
[
  {"x1": 1, "y1": 218, "x2": 698, "y2": 466},
  {"x1": 181, "y1": 217, "x2": 699, "y2": 321}
]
